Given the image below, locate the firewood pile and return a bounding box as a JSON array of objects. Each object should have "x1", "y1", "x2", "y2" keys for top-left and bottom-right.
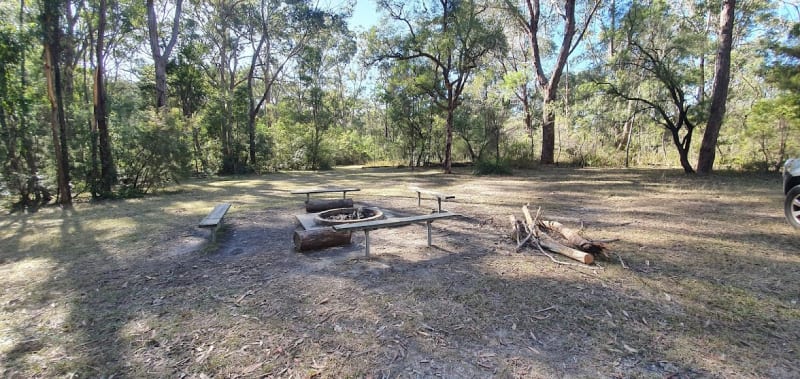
[{"x1": 510, "y1": 205, "x2": 610, "y2": 265}]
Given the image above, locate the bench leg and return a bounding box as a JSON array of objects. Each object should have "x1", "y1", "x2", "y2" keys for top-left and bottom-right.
[
  {"x1": 427, "y1": 221, "x2": 432, "y2": 247},
  {"x1": 364, "y1": 230, "x2": 371, "y2": 256},
  {"x1": 417, "y1": 192, "x2": 422, "y2": 207},
  {"x1": 209, "y1": 219, "x2": 225, "y2": 243},
  {"x1": 437, "y1": 198, "x2": 442, "y2": 213}
]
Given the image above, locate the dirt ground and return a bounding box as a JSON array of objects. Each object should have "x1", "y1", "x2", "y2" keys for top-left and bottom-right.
[{"x1": 1, "y1": 167, "x2": 799, "y2": 378}]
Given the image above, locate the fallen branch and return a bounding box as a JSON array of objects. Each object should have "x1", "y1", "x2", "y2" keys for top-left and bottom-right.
[
  {"x1": 539, "y1": 220, "x2": 608, "y2": 259},
  {"x1": 521, "y1": 205, "x2": 594, "y2": 265},
  {"x1": 533, "y1": 240, "x2": 575, "y2": 266},
  {"x1": 509, "y1": 205, "x2": 619, "y2": 266}
]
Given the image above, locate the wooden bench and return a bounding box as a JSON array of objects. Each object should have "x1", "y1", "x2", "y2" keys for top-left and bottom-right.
[
  {"x1": 290, "y1": 187, "x2": 361, "y2": 202},
  {"x1": 332, "y1": 212, "x2": 460, "y2": 256},
  {"x1": 198, "y1": 203, "x2": 231, "y2": 242},
  {"x1": 409, "y1": 186, "x2": 455, "y2": 213}
]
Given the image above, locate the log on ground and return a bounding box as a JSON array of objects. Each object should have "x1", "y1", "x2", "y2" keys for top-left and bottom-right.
[
  {"x1": 537, "y1": 232, "x2": 594, "y2": 264},
  {"x1": 539, "y1": 220, "x2": 608, "y2": 258},
  {"x1": 294, "y1": 228, "x2": 352, "y2": 251},
  {"x1": 306, "y1": 198, "x2": 354, "y2": 213}
]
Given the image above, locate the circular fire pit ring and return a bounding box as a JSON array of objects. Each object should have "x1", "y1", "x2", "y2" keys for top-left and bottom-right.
[{"x1": 314, "y1": 207, "x2": 384, "y2": 226}]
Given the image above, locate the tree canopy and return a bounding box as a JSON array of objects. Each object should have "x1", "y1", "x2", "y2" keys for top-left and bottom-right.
[{"x1": 0, "y1": 0, "x2": 798, "y2": 208}]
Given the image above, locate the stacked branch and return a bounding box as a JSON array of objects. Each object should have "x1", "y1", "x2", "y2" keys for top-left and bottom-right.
[{"x1": 511, "y1": 205, "x2": 609, "y2": 265}]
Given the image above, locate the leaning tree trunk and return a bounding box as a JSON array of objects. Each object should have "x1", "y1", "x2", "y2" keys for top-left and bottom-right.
[{"x1": 696, "y1": 0, "x2": 735, "y2": 175}]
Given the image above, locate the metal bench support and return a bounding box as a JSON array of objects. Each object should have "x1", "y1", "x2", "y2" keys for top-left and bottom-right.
[{"x1": 365, "y1": 229, "x2": 371, "y2": 256}]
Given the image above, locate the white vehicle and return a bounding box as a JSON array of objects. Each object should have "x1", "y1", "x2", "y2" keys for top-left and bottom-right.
[{"x1": 784, "y1": 158, "x2": 800, "y2": 228}]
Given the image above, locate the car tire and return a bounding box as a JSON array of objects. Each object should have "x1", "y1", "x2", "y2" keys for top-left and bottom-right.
[{"x1": 785, "y1": 185, "x2": 800, "y2": 228}]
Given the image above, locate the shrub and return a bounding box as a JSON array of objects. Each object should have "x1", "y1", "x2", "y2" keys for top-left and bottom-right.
[
  {"x1": 114, "y1": 109, "x2": 192, "y2": 196},
  {"x1": 473, "y1": 158, "x2": 513, "y2": 176}
]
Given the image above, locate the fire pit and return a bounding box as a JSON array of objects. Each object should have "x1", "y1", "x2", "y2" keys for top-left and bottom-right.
[{"x1": 314, "y1": 207, "x2": 384, "y2": 226}]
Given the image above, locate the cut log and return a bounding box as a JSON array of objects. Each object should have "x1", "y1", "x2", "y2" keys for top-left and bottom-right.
[
  {"x1": 537, "y1": 232, "x2": 594, "y2": 264},
  {"x1": 540, "y1": 220, "x2": 608, "y2": 258},
  {"x1": 306, "y1": 198, "x2": 353, "y2": 213},
  {"x1": 293, "y1": 228, "x2": 352, "y2": 252}
]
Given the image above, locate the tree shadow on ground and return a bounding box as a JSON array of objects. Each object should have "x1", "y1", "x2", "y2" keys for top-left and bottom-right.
[{"x1": 1, "y1": 168, "x2": 798, "y2": 378}]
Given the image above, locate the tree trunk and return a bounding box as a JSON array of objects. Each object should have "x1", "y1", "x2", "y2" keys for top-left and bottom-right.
[
  {"x1": 696, "y1": 0, "x2": 735, "y2": 175},
  {"x1": 246, "y1": 32, "x2": 267, "y2": 167},
  {"x1": 146, "y1": 0, "x2": 183, "y2": 110},
  {"x1": 524, "y1": 0, "x2": 584, "y2": 165},
  {"x1": 669, "y1": 126, "x2": 696, "y2": 174},
  {"x1": 42, "y1": 0, "x2": 72, "y2": 207},
  {"x1": 95, "y1": 0, "x2": 115, "y2": 196},
  {"x1": 443, "y1": 103, "x2": 455, "y2": 174},
  {"x1": 61, "y1": 0, "x2": 79, "y2": 105},
  {"x1": 540, "y1": 97, "x2": 556, "y2": 164}
]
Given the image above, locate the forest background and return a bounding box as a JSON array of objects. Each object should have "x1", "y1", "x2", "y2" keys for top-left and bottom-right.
[{"x1": 1, "y1": 0, "x2": 799, "y2": 209}]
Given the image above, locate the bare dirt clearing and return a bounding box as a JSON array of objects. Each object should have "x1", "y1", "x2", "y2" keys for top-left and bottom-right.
[{"x1": 1, "y1": 167, "x2": 799, "y2": 378}]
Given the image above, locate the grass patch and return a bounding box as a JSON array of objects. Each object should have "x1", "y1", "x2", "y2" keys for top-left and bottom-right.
[{"x1": 1, "y1": 167, "x2": 798, "y2": 377}]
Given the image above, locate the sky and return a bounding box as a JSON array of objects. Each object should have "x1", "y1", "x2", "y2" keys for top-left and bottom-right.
[{"x1": 349, "y1": 0, "x2": 381, "y2": 31}]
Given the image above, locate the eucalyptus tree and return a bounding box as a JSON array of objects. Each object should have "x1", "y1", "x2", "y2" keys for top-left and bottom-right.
[
  {"x1": 380, "y1": 60, "x2": 438, "y2": 168},
  {"x1": 696, "y1": 0, "x2": 736, "y2": 174},
  {"x1": 604, "y1": 2, "x2": 705, "y2": 173},
  {"x1": 374, "y1": 0, "x2": 506, "y2": 173},
  {"x1": 169, "y1": 41, "x2": 211, "y2": 172},
  {"x1": 293, "y1": 10, "x2": 355, "y2": 169},
  {"x1": 60, "y1": 0, "x2": 84, "y2": 106},
  {"x1": 88, "y1": 0, "x2": 118, "y2": 197},
  {"x1": 192, "y1": 0, "x2": 250, "y2": 174},
  {"x1": 497, "y1": 27, "x2": 537, "y2": 160},
  {"x1": 503, "y1": 0, "x2": 600, "y2": 164},
  {"x1": 146, "y1": 0, "x2": 183, "y2": 109},
  {"x1": 41, "y1": 0, "x2": 73, "y2": 206},
  {"x1": 243, "y1": 0, "x2": 325, "y2": 167},
  {"x1": 454, "y1": 60, "x2": 511, "y2": 166}
]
